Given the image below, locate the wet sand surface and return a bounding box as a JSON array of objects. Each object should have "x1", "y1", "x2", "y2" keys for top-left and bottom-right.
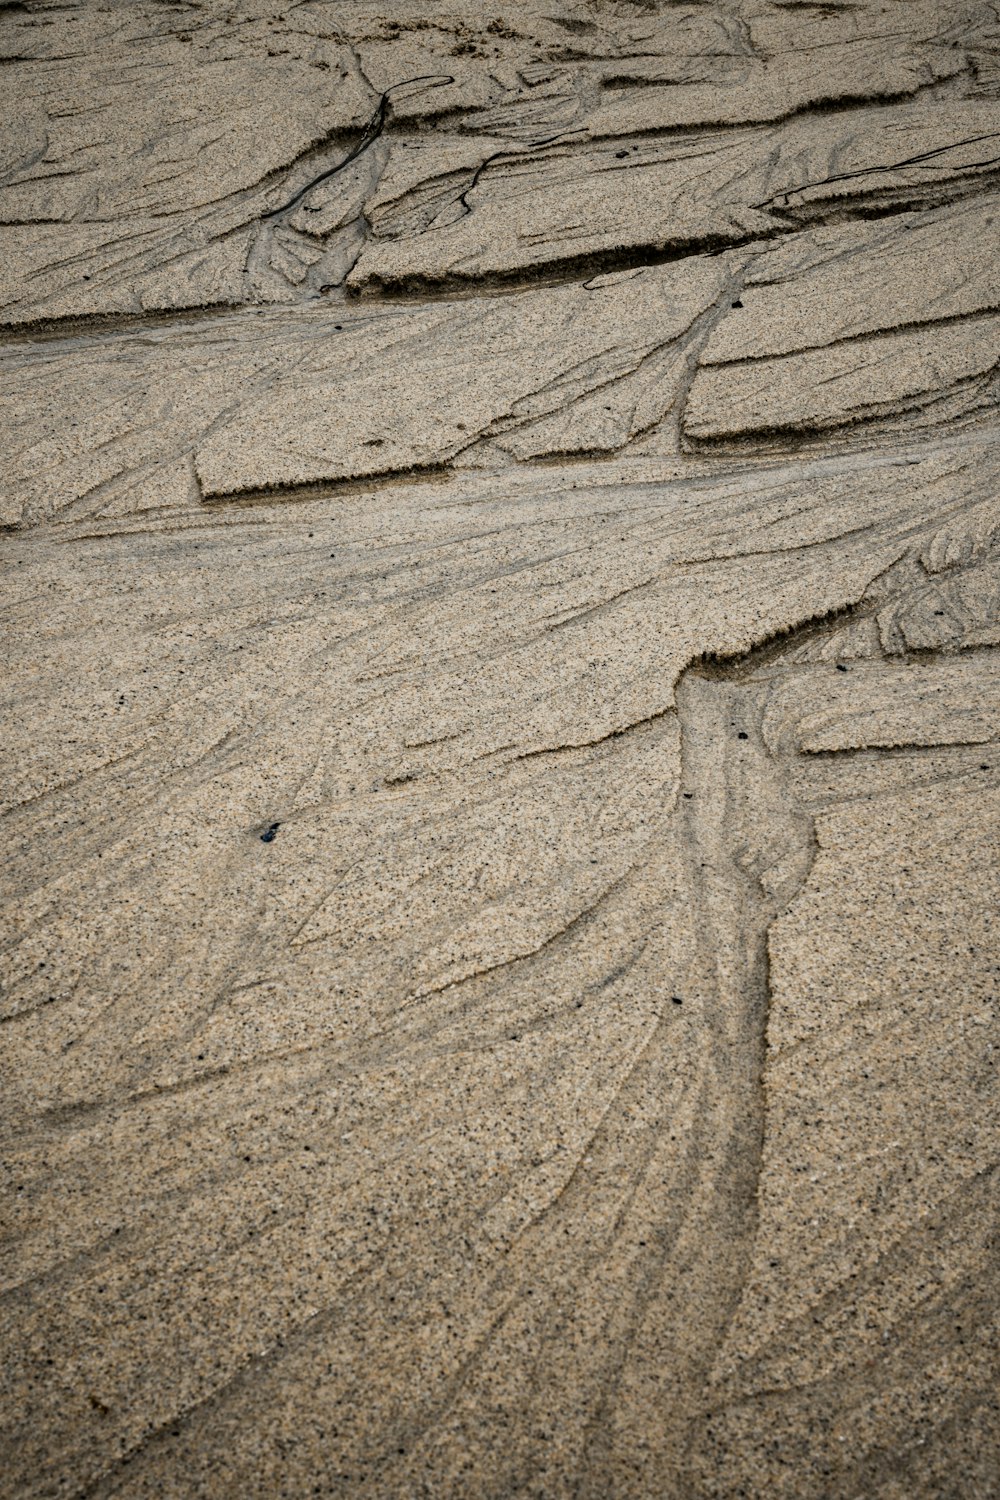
[{"x1": 1, "y1": 2, "x2": 998, "y2": 1496}]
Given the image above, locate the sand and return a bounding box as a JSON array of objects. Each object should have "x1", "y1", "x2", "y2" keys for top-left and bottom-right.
[{"x1": 1, "y1": 2, "x2": 998, "y2": 1496}]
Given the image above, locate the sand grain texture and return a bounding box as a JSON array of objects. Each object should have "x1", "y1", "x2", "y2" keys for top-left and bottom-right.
[{"x1": 1, "y1": 2, "x2": 998, "y2": 1497}]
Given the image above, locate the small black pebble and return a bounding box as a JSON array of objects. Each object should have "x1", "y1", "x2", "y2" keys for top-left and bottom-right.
[
  {"x1": 737, "y1": 730, "x2": 748, "y2": 740},
  {"x1": 260, "y1": 822, "x2": 281, "y2": 843},
  {"x1": 615, "y1": 149, "x2": 628, "y2": 158},
  {"x1": 672, "y1": 996, "x2": 683, "y2": 1005},
  {"x1": 731, "y1": 298, "x2": 743, "y2": 308},
  {"x1": 981, "y1": 764, "x2": 991, "y2": 771},
  {"x1": 682, "y1": 792, "x2": 693, "y2": 799},
  {"x1": 836, "y1": 663, "x2": 848, "y2": 672}
]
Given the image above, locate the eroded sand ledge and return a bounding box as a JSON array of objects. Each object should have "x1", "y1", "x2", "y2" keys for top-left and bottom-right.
[{"x1": 1, "y1": 2, "x2": 998, "y2": 1496}]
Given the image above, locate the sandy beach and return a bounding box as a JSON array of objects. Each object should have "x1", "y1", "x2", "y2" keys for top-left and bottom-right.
[{"x1": 1, "y1": 2, "x2": 998, "y2": 1495}]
